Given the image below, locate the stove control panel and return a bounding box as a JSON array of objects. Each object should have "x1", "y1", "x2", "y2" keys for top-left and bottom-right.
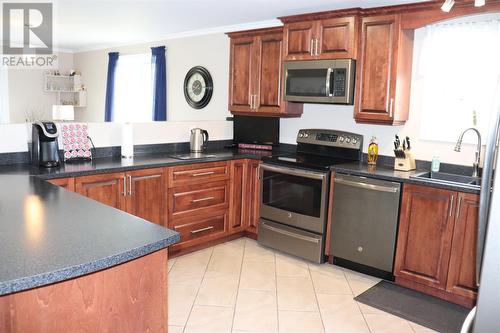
[{"x1": 297, "y1": 129, "x2": 363, "y2": 150}]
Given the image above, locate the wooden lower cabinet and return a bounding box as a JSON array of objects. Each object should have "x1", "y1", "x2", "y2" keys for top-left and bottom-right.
[
  {"x1": 126, "y1": 168, "x2": 167, "y2": 226},
  {"x1": 394, "y1": 184, "x2": 479, "y2": 307},
  {"x1": 246, "y1": 159, "x2": 261, "y2": 236},
  {"x1": 446, "y1": 193, "x2": 479, "y2": 300},
  {"x1": 75, "y1": 170, "x2": 167, "y2": 226},
  {"x1": 47, "y1": 177, "x2": 75, "y2": 191},
  {"x1": 75, "y1": 172, "x2": 126, "y2": 210},
  {"x1": 51, "y1": 159, "x2": 262, "y2": 255},
  {"x1": 229, "y1": 159, "x2": 247, "y2": 233}
]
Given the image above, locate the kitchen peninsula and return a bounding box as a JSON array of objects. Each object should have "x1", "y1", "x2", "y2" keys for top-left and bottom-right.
[{"x1": 0, "y1": 175, "x2": 179, "y2": 332}]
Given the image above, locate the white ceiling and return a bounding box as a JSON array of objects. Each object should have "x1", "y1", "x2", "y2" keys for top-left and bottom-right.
[{"x1": 52, "y1": 0, "x2": 426, "y2": 52}]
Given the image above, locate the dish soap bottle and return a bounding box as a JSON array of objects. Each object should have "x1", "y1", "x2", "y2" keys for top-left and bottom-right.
[
  {"x1": 431, "y1": 152, "x2": 440, "y2": 172},
  {"x1": 367, "y1": 136, "x2": 379, "y2": 165}
]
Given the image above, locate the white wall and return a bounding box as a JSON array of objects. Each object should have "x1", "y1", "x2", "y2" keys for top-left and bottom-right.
[
  {"x1": 73, "y1": 33, "x2": 230, "y2": 122},
  {"x1": 0, "y1": 30, "x2": 486, "y2": 167},
  {"x1": 7, "y1": 52, "x2": 74, "y2": 123}
]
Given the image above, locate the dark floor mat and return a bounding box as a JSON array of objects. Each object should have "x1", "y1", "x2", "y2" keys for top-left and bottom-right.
[{"x1": 354, "y1": 281, "x2": 469, "y2": 333}]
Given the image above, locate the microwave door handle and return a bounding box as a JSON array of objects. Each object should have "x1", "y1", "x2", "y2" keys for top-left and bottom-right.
[{"x1": 326, "y1": 68, "x2": 333, "y2": 97}]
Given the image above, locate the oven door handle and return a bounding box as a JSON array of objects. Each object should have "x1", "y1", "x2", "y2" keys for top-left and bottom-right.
[
  {"x1": 260, "y1": 164, "x2": 327, "y2": 180},
  {"x1": 261, "y1": 221, "x2": 320, "y2": 244},
  {"x1": 334, "y1": 177, "x2": 399, "y2": 193}
]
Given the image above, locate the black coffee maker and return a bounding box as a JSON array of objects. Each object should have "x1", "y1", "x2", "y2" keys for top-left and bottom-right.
[{"x1": 31, "y1": 121, "x2": 61, "y2": 168}]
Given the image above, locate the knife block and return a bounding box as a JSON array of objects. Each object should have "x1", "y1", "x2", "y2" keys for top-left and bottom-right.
[{"x1": 394, "y1": 151, "x2": 416, "y2": 171}]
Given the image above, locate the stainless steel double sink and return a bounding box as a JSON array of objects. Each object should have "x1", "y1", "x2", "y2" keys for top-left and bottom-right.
[{"x1": 411, "y1": 171, "x2": 481, "y2": 187}]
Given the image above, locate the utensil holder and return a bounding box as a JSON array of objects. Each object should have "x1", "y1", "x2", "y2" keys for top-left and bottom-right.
[{"x1": 394, "y1": 151, "x2": 416, "y2": 171}]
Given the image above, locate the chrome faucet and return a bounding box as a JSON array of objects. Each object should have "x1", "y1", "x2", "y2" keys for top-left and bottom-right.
[{"x1": 454, "y1": 128, "x2": 482, "y2": 178}]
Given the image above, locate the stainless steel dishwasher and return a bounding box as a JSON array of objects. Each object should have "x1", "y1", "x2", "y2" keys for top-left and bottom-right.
[{"x1": 330, "y1": 173, "x2": 401, "y2": 279}]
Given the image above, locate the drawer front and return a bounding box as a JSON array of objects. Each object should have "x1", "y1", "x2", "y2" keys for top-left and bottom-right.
[
  {"x1": 170, "y1": 181, "x2": 229, "y2": 218},
  {"x1": 169, "y1": 161, "x2": 230, "y2": 187},
  {"x1": 172, "y1": 212, "x2": 227, "y2": 246}
]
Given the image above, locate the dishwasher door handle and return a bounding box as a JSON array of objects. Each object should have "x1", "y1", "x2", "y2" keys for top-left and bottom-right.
[{"x1": 334, "y1": 178, "x2": 399, "y2": 193}]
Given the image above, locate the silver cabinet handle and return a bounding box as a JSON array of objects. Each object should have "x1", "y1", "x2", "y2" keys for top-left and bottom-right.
[
  {"x1": 334, "y1": 178, "x2": 399, "y2": 193},
  {"x1": 128, "y1": 175, "x2": 132, "y2": 196},
  {"x1": 191, "y1": 226, "x2": 214, "y2": 234},
  {"x1": 261, "y1": 222, "x2": 320, "y2": 244},
  {"x1": 456, "y1": 195, "x2": 462, "y2": 220},
  {"x1": 250, "y1": 94, "x2": 253, "y2": 109},
  {"x1": 326, "y1": 68, "x2": 333, "y2": 97},
  {"x1": 192, "y1": 171, "x2": 215, "y2": 177},
  {"x1": 449, "y1": 195, "x2": 455, "y2": 218},
  {"x1": 122, "y1": 176, "x2": 127, "y2": 196},
  {"x1": 310, "y1": 39, "x2": 314, "y2": 56},
  {"x1": 191, "y1": 196, "x2": 214, "y2": 203},
  {"x1": 389, "y1": 98, "x2": 394, "y2": 118},
  {"x1": 315, "y1": 38, "x2": 319, "y2": 56}
]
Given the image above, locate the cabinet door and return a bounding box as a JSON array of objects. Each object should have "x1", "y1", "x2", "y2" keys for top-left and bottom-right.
[
  {"x1": 75, "y1": 173, "x2": 126, "y2": 210},
  {"x1": 317, "y1": 16, "x2": 358, "y2": 59},
  {"x1": 126, "y1": 168, "x2": 166, "y2": 226},
  {"x1": 284, "y1": 21, "x2": 316, "y2": 60},
  {"x1": 354, "y1": 14, "x2": 400, "y2": 123},
  {"x1": 48, "y1": 177, "x2": 75, "y2": 192},
  {"x1": 255, "y1": 32, "x2": 283, "y2": 114},
  {"x1": 395, "y1": 184, "x2": 456, "y2": 290},
  {"x1": 246, "y1": 160, "x2": 261, "y2": 235},
  {"x1": 229, "y1": 160, "x2": 247, "y2": 233},
  {"x1": 229, "y1": 36, "x2": 257, "y2": 112},
  {"x1": 446, "y1": 192, "x2": 479, "y2": 299}
]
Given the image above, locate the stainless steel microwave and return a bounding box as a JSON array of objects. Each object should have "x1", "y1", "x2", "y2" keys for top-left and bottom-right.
[{"x1": 284, "y1": 59, "x2": 356, "y2": 104}]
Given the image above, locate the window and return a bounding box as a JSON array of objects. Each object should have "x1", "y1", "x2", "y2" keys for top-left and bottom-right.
[
  {"x1": 113, "y1": 53, "x2": 153, "y2": 122},
  {"x1": 417, "y1": 14, "x2": 500, "y2": 143},
  {"x1": 0, "y1": 67, "x2": 8, "y2": 123}
]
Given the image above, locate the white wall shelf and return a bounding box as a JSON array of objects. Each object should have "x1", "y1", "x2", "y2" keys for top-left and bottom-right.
[{"x1": 44, "y1": 74, "x2": 87, "y2": 107}]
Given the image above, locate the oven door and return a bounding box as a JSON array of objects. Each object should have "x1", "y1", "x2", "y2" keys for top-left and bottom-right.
[{"x1": 260, "y1": 164, "x2": 329, "y2": 234}]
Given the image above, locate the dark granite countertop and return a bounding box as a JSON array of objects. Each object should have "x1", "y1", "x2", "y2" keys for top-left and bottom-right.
[
  {"x1": 0, "y1": 175, "x2": 180, "y2": 296},
  {"x1": 332, "y1": 162, "x2": 481, "y2": 194},
  {"x1": 0, "y1": 148, "x2": 270, "y2": 180}
]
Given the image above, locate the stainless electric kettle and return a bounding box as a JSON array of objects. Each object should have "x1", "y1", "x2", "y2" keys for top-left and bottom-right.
[{"x1": 190, "y1": 128, "x2": 209, "y2": 152}]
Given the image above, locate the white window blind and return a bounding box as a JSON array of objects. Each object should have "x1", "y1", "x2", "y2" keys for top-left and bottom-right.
[
  {"x1": 113, "y1": 53, "x2": 153, "y2": 123},
  {"x1": 418, "y1": 14, "x2": 500, "y2": 143}
]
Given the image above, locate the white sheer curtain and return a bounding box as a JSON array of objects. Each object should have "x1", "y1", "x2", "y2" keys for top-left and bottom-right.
[
  {"x1": 418, "y1": 14, "x2": 500, "y2": 143},
  {"x1": 0, "y1": 67, "x2": 9, "y2": 123},
  {"x1": 113, "y1": 53, "x2": 153, "y2": 123}
]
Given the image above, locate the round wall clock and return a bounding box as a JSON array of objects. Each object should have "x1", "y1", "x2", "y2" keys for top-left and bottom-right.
[{"x1": 184, "y1": 66, "x2": 213, "y2": 109}]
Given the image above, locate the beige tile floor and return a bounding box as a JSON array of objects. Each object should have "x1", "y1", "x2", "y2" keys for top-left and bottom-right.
[{"x1": 168, "y1": 238, "x2": 438, "y2": 333}]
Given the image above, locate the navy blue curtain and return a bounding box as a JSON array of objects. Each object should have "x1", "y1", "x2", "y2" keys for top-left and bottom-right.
[
  {"x1": 151, "y1": 46, "x2": 167, "y2": 121},
  {"x1": 104, "y1": 52, "x2": 119, "y2": 122}
]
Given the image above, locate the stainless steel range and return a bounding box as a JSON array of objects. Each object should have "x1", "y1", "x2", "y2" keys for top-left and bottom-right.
[{"x1": 258, "y1": 129, "x2": 363, "y2": 263}]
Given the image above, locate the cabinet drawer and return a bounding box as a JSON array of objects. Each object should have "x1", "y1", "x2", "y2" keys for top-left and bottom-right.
[
  {"x1": 172, "y1": 213, "x2": 227, "y2": 245},
  {"x1": 170, "y1": 181, "x2": 229, "y2": 218},
  {"x1": 169, "y1": 161, "x2": 229, "y2": 187}
]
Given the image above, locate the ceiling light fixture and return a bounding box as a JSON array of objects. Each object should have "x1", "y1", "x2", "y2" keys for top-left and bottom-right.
[
  {"x1": 475, "y1": 0, "x2": 486, "y2": 7},
  {"x1": 441, "y1": 0, "x2": 455, "y2": 12}
]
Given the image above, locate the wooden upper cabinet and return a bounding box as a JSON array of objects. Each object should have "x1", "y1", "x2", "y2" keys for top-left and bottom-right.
[
  {"x1": 283, "y1": 16, "x2": 358, "y2": 60},
  {"x1": 394, "y1": 184, "x2": 455, "y2": 290},
  {"x1": 255, "y1": 32, "x2": 283, "y2": 113},
  {"x1": 75, "y1": 172, "x2": 126, "y2": 210},
  {"x1": 283, "y1": 21, "x2": 316, "y2": 60},
  {"x1": 227, "y1": 27, "x2": 303, "y2": 117},
  {"x1": 229, "y1": 36, "x2": 255, "y2": 112},
  {"x1": 354, "y1": 14, "x2": 414, "y2": 125},
  {"x1": 126, "y1": 168, "x2": 166, "y2": 226},
  {"x1": 446, "y1": 192, "x2": 479, "y2": 300}
]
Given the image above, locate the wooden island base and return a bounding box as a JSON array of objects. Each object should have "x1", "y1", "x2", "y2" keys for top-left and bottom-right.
[{"x1": 0, "y1": 249, "x2": 168, "y2": 333}]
